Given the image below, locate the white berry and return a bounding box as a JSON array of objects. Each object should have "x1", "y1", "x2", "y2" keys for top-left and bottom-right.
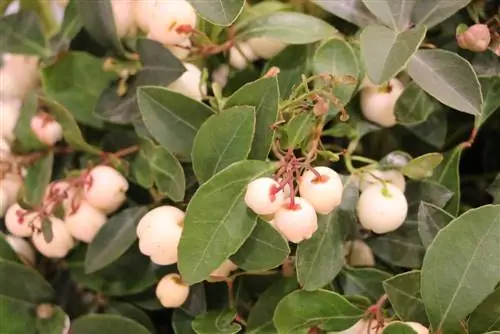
[
  {"x1": 155, "y1": 273, "x2": 189, "y2": 308},
  {"x1": 229, "y1": 42, "x2": 258, "y2": 70},
  {"x1": 167, "y1": 38, "x2": 192, "y2": 60},
  {"x1": 274, "y1": 197, "x2": 318, "y2": 243},
  {"x1": 65, "y1": 201, "x2": 107, "y2": 243},
  {"x1": 0, "y1": 138, "x2": 11, "y2": 160},
  {"x1": 245, "y1": 177, "x2": 285, "y2": 215},
  {"x1": 0, "y1": 176, "x2": 22, "y2": 217},
  {"x1": 299, "y1": 167, "x2": 343, "y2": 215},
  {"x1": 84, "y1": 165, "x2": 129, "y2": 214},
  {"x1": 133, "y1": 0, "x2": 154, "y2": 33},
  {"x1": 359, "y1": 169, "x2": 406, "y2": 193},
  {"x1": 167, "y1": 63, "x2": 206, "y2": 101},
  {"x1": 347, "y1": 240, "x2": 375, "y2": 267},
  {"x1": 111, "y1": 0, "x2": 136, "y2": 38},
  {"x1": 360, "y1": 78, "x2": 404, "y2": 127},
  {"x1": 5, "y1": 203, "x2": 37, "y2": 237},
  {"x1": 31, "y1": 216, "x2": 74, "y2": 258},
  {"x1": 356, "y1": 183, "x2": 408, "y2": 234},
  {"x1": 30, "y1": 113, "x2": 63, "y2": 146},
  {"x1": 404, "y1": 322, "x2": 429, "y2": 334},
  {"x1": 5, "y1": 234, "x2": 36, "y2": 266},
  {"x1": 0, "y1": 54, "x2": 39, "y2": 100},
  {"x1": 247, "y1": 37, "x2": 287, "y2": 59},
  {"x1": 0, "y1": 98, "x2": 22, "y2": 143}
]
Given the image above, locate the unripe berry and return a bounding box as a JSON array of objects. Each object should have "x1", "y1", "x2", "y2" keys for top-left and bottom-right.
[
  {"x1": 167, "y1": 38, "x2": 192, "y2": 60},
  {"x1": 0, "y1": 138, "x2": 11, "y2": 160},
  {"x1": 31, "y1": 216, "x2": 74, "y2": 258},
  {"x1": 299, "y1": 167, "x2": 343, "y2": 215},
  {"x1": 274, "y1": 197, "x2": 318, "y2": 243},
  {"x1": 210, "y1": 260, "x2": 238, "y2": 278},
  {"x1": 359, "y1": 169, "x2": 406, "y2": 193},
  {"x1": 356, "y1": 183, "x2": 408, "y2": 234},
  {"x1": 5, "y1": 203, "x2": 38, "y2": 237},
  {"x1": 110, "y1": 0, "x2": 137, "y2": 38},
  {"x1": 0, "y1": 99, "x2": 22, "y2": 143},
  {"x1": 360, "y1": 78, "x2": 404, "y2": 127},
  {"x1": 137, "y1": 206, "x2": 185, "y2": 265},
  {"x1": 244, "y1": 177, "x2": 285, "y2": 215},
  {"x1": 65, "y1": 201, "x2": 107, "y2": 243},
  {"x1": 83, "y1": 165, "x2": 129, "y2": 214},
  {"x1": 30, "y1": 112, "x2": 63, "y2": 146},
  {"x1": 247, "y1": 37, "x2": 287, "y2": 59},
  {"x1": 229, "y1": 42, "x2": 258, "y2": 70},
  {"x1": 0, "y1": 175, "x2": 22, "y2": 216},
  {"x1": 5, "y1": 234, "x2": 36, "y2": 266},
  {"x1": 0, "y1": 54, "x2": 39, "y2": 100},
  {"x1": 155, "y1": 273, "x2": 189, "y2": 308},
  {"x1": 404, "y1": 322, "x2": 429, "y2": 334},
  {"x1": 147, "y1": 0, "x2": 197, "y2": 46},
  {"x1": 168, "y1": 63, "x2": 206, "y2": 101},
  {"x1": 347, "y1": 240, "x2": 375, "y2": 267},
  {"x1": 457, "y1": 24, "x2": 491, "y2": 52}
]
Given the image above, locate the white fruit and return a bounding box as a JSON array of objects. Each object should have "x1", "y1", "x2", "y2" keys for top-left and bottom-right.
[
  {"x1": 0, "y1": 98, "x2": 22, "y2": 142},
  {"x1": 274, "y1": 197, "x2": 318, "y2": 243},
  {"x1": 229, "y1": 42, "x2": 258, "y2": 70},
  {"x1": 167, "y1": 38, "x2": 192, "y2": 60},
  {"x1": 210, "y1": 260, "x2": 238, "y2": 278},
  {"x1": 62, "y1": 314, "x2": 71, "y2": 334},
  {"x1": 0, "y1": 175, "x2": 22, "y2": 216},
  {"x1": 348, "y1": 240, "x2": 375, "y2": 267},
  {"x1": 356, "y1": 183, "x2": 408, "y2": 234},
  {"x1": 244, "y1": 177, "x2": 285, "y2": 215},
  {"x1": 0, "y1": 138, "x2": 11, "y2": 160},
  {"x1": 247, "y1": 37, "x2": 287, "y2": 59},
  {"x1": 404, "y1": 322, "x2": 429, "y2": 334},
  {"x1": 167, "y1": 63, "x2": 206, "y2": 101},
  {"x1": 5, "y1": 203, "x2": 38, "y2": 237},
  {"x1": 5, "y1": 234, "x2": 36, "y2": 266},
  {"x1": 147, "y1": 0, "x2": 197, "y2": 45},
  {"x1": 65, "y1": 201, "x2": 107, "y2": 243},
  {"x1": 30, "y1": 113, "x2": 63, "y2": 146},
  {"x1": 83, "y1": 165, "x2": 129, "y2": 214},
  {"x1": 360, "y1": 78, "x2": 404, "y2": 127},
  {"x1": 0, "y1": 54, "x2": 39, "y2": 100},
  {"x1": 133, "y1": 0, "x2": 155, "y2": 32},
  {"x1": 212, "y1": 64, "x2": 230, "y2": 89},
  {"x1": 111, "y1": 0, "x2": 136, "y2": 38},
  {"x1": 155, "y1": 273, "x2": 189, "y2": 308},
  {"x1": 299, "y1": 167, "x2": 343, "y2": 215},
  {"x1": 330, "y1": 319, "x2": 383, "y2": 334},
  {"x1": 31, "y1": 216, "x2": 74, "y2": 258},
  {"x1": 359, "y1": 169, "x2": 406, "y2": 193},
  {"x1": 137, "y1": 206, "x2": 185, "y2": 265}
]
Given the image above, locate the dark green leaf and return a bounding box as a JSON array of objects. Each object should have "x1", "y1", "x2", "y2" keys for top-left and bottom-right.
[
  {"x1": 412, "y1": 0, "x2": 471, "y2": 29},
  {"x1": 173, "y1": 309, "x2": 197, "y2": 334},
  {"x1": 106, "y1": 301, "x2": 157, "y2": 333},
  {"x1": 417, "y1": 202, "x2": 454, "y2": 248},
  {"x1": 361, "y1": 0, "x2": 416, "y2": 31},
  {"x1": 14, "y1": 93, "x2": 48, "y2": 152},
  {"x1": 401, "y1": 153, "x2": 443, "y2": 180},
  {"x1": 36, "y1": 305, "x2": 67, "y2": 334},
  {"x1": 311, "y1": 0, "x2": 377, "y2": 27},
  {"x1": 130, "y1": 140, "x2": 156, "y2": 188},
  {"x1": 192, "y1": 309, "x2": 241, "y2": 334},
  {"x1": 22, "y1": 151, "x2": 53, "y2": 207},
  {"x1": 188, "y1": 0, "x2": 245, "y2": 26},
  {"x1": 468, "y1": 287, "x2": 500, "y2": 333},
  {"x1": 71, "y1": 314, "x2": 150, "y2": 334},
  {"x1": 407, "y1": 111, "x2": 448, "y2": 149},
  {"x1": 395, "y1": 82, "x2": 443, "y2": 126},
  {"x1": 476, "y1": 76, "x2": 500, "y2": 128},
  {"x1": 431, "y1": 146, "x2": 463, "y2": 216},
  {"x1": 56, "y1": 0, "x2": 82, "y2": 45},
  {"x1": 41, "y1": 217, "x2": 53, "y2": 243},
  {"x1": 341, "y1": 267, "x2": 392, "y2": 302},
  {"x1": 0, "y1": 234, "x2": 23, "y2": 264},
  {"x1": 192, "y1": 106, "x2": 256, "y2": 183},
  {"x1": 151, "y1": 146, "x2": 186, "y2": 202},
  {"x1": 488, "y1": 174, "x2": 500, "y2": 205},
  {"x1": 0, "y1": 296, "x2": 37, "y2": 333},
  {"x1": 382, "y1": 321, "x2": 418, "y2": 334},
  {"x1": 282, "y1": 113, "x2": 315, "y2": 150}
]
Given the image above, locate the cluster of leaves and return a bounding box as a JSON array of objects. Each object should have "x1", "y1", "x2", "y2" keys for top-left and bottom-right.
[{"x1": 0, "y1": 0, "x2": 499, "y2": 333}]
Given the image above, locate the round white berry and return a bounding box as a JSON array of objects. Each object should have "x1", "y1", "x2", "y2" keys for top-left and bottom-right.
[
  {"x1": 209, "y1": 260, "x2": 238, "y2": 279},
  {"x1": 30, "y1": 113, "x2": 63, "y2": 146},
  {"x1": 347, "y1": 239, "x2": 375, "y2": 267},
  {"x1": 247, "y1": 37, "x2": 287, "y2": 59},
  {"x1": 229, "y1": 42, "x2": 258, "y2": 70},
  {"x1": 5, "y1": 203, "x2": 38, "y2": 237},
  {"x1": 0, "y1": 98, "x2": 22, "y2": 143},
  {"x1": 360, "y1": 78, "x2": 404, "y2": 127},
  {"x1": 404, "y1": 322, "x2": 429, "y2": 334},
  {"x1": 65, "y1": 201, "x2": 107, "y2": 243},
  {"x1": 133, "y1": 0, "x2": 154, "y2": 33},
  {"x1": 5, "y1": 234, "x2": 36, "y2": 266},
  {"x1": 111, "y1": 0, "x2": 136, "y2": 38},
  {"x1": 0, "y1": 138, "x2": 11, "y2": 160},
  {"x1": 245, "y1": 177, "x2": 285, "y2": 215},
  {"x1": 359, "y1": 169, "x2": 406, "y2": 193},
  {"x1": 356, "y1": 183, "x2": 408, "y2": 234},
  {"x1": 167, "y1": 62, "x2": 206, "y2": 101},
  {"x1": 31, "y1": 216, "x2": 74, "y2": 258},
  {"x1": 155, "y1": 273, "x2": 189, "y2": 308},
  {"x1": 83, "y1": 165, "x2": 129, "y2": 214},
  {"x1": 274, "y1": 197, "x2": 318, "y2": 243},
  {"x1": 146, "y1": 0, "x2": 197, "y2": 45},
  {"x1": 0, "y1": 54, "x2": 39, "y2": 100},
  {"x1": 136, "y1": 205, "x2": 184, "y2": 238},
  {"x1": 167, "y1": 38, "x2": 192, "y2": 60},
  {"x1": 299, "y1": 167, "x2": 343, "y2": 215}
]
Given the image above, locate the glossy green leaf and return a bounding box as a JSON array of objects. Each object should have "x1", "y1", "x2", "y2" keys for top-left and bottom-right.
[
  {"x1": 188, "y1": 0, "x2": 244, "y2": 26},
  {"x1": 71, "y1": 314, "x2": 150, "y2": 334},
  {"x1": 395, "y1": 81, "x2": 443, "y2": 126},
  {"x1": 0, "y1": 296, "x2": 37, "y2": 333},
  {"x1": 0, "y1": 234, "x2": 22, "y2": 264},
  {"x1": 192, "y1": 106, "x2": 256, "y2": 183},
  {"x1": 224, "y1": 77, "x2": 279, "y2": 160},
  {"x1": 487, "y1": 174, "x2": 500, "y2": 205},
  {"x1": 172, "y1": 309, "x2": 197, "y2": 334},
  {"x1": 382, "y1": 321, "x2": 418, "y2": 334},
  {"x1": 361, "y1": 0, "x2": 416, "y2": 30},
  {"x1": 137, "y1": 86, "x2": 213, "y2": 162},
  {"x1": 468, "y1": 287, "x2": 500, "y2": 333},
  {"x1": 421, "y1": 205, "x2": 500, "y2": 333},
  {"x1": 178, "y1": 160, "x2": 278, "y2": 284},
  {"x1": 401, "y1": 152, "x2": 443, "y2": 180},
  {"x1": 55, "y1": 0, "x2": 82, "y2": 46},
  {"x1": 273, "y1": 289, "x2": 363, "y2": 333},
  {"x1": 312, "y1": 0, "x2": 378, "y2": 27},
  {"x1": 412, "y1": 0, "x2": 472, "y2": 29},
  {"x1": 407, "y1": 49, "x2": 483, "y2": 116},
  {"x1": 22, "y1": 151, "x2": 53, "y2": 207},
  {"x1": 36, "y1": 306, "x2": 67, "y2": 334},
  {"x1": 282, "y1": 112, "x2": 315, "y2": 150},
  {"x1": 237, "y1": 12, "x2": 337, "y2": 44},
  {"x1": 360, "y1": 25, "x2": 426, "y2": 84},
  {"x1": 417, "y1": 202, "x2": 454, "y2": 248},
  {"x1": 341, "y1": 267, "x2": 392, "y2": 302},
  {"x1": 130, "y1": 140, "x2": 156, "y2": 189},
  {"x1": 231, "y1": 219, "x2": 290, "y2": 271},
  {"x1": 84, "y1": 206, "x2": 149, "y2": 274},
  {"x1": 383, "y1": 271, "x2": 428, "y2": 324},
  {"x1": 192, "y1": 309, "x2": 241, "y2": 334},
  {"x1": 431, "y1": 146, "x2": 463, "y2": 216},
  {"x1": 13, "y1": 93, "x2": 47, "y2": 152},
  {"x1": 476, "y1": 76, "x2": 500, "y2": 128},
  {"x1": 151, "y1": 146, "x2": 186, "y2": 202},
  {"x1": 106, "y1": 301, "x2": 157, "y2": 333}
]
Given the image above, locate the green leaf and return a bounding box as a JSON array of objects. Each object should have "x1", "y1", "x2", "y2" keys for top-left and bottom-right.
[
  {"x1": 487, "y1": 174, "x2": 500, "y2": 205},
  {"x1": 360, "y1": 25, "x2": 426, "y2": 84},
  {"x1": 22, "y1": 151, "x2": 54, "y2": 207},
  {"x1": 188, "y1": 0, "x2": 245, "y2": 26},
  {"x1": 173, "y1": 309, "x2": 197, "y2": 334},
  {"x1": 383, "y1": 271, "x2": 428, "y2": 324},
  {"x1": 192, "y1": 106, "x2": 256, "y2": 183},
  {"x1": 231, "y1": 219, "x2": 290, "y2": 271},
  {"x1": 401, "y1": 152, "x2": 443, "y2": 180},
  {"x1": 382, "y1": 321, "x2": 418, "y2": 334},
  {"x1": 468, "y1": 287, "x2": 500, "y2": 333},
  {"x1": 407, "y1": 49, "x2": 483, "y2": 116},
  {"x1": 71, "y1": 314, "x2": 150, "y2": 334},
  {"x1": 36, "y1": 306, "x2": 67, "y2": 334},
  {"x1": 178, "y1": 160, "x2": 278, "y2": 284},
  {"x1": 412, "y1": 0, "x2": 472, "y2": 29},
  {"x1": 341, "y1": 267, "x2": 392, "y2": 302},
  {"x1": 0, "y1": 234, "x2": 23, "y2": 264},
  {"x1": 431, "y1": 146, "x2": 463, "y2": 216},
  {"x1": 84, "y1": 206, "x2": 149, "y2": 274},
  {"x1": 225, "y1": 77, "x2": 279, "y2": 160},
  {"x1": 0, "y1": 296, "x2": 37, "y2": 333},
  {"x1": 151, "y1": 146, "x2": 186, "y2": 202},
  {"x1": 14, "y1": 93, "x2": 48, "y2": 152},
  {"x1": 192, "y1": 309, "x2": 242, "y2": 334},
  {"x1": 361, "y1": 0, "x2": 416, "y2": 30},
  {"x1": 407, "y1": 111, "x2": 448, "y2": 149},
  {"x1": 137, "y1": 86, "x2": 213, "y2": 162},
  {"x1": 130, "y1": 140, "x2": 156, "y2": 189},
  {"x1": 273, "y1": 289, "x2": 363, "y2": 333},
  {"x1": 395, "y1": 81, "x2": 443, "y2": 126},
  {"x1": 246, "y1": 277, "x2": 299, "y2": 334},
  {"x1": 105, "y1": 301, "x2": 157, "y2": 333},
  {"x1": 312, "y1": 0, "x2": 378, "y2": 27},
  {"x1": 421, "y1": 205, "x2": 500, "y2": 333},
  {"x1": 41, "y1": 217, "x2": 53, "y2": 243},
  {"x1": 476, "y1": 76, "x2": 500, "y2": 128},
  {"x1": 282, "y1": 112, "x2": 315, "y2": 150},
  {"x1": 0, "y1": 11, "x2": 51, "y2": 57},
  {"x1": 236, "y1": 12, "x2": 337, "y2": 45},
  {"x1": 417, "y1": 202, "x2": 454, "y2": 249},
  {"x1": 41, "y1": 52, "x2": 118, "y2": 128},
  {"x1": 55, "y1": 0, "x2": 82, "y2": 46}
]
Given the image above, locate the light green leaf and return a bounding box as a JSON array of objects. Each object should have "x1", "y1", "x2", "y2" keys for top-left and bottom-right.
[
  {"x1": 417, "y1": 202, "x2": 454, "y2": 248},
  {"x1": 476, "y1": 76, "x2": 500, "y2": 128},
  {"x1": 361, "y1": 0, "x2": 416, "y2": 30},
  {"x1": 137, "y1": 86, "x2": 213, "y2": 162},
  {"x1": 360, "y1": 24, "x2": 426, "y2": 84},
  {"x1": 312, "y1": 0, "x2": 378, "y2": 27},
  {"x1": 407, "y1": 49, "x2": 483, "y2": 116},
  {"x1": 192, "y1": 106, "x2": 256, "y2": 183},
  {"x1": 36, "y1": 306, "x2": 67, "y2": 334},
  {"x1": 282, "y1": 113, "x2": 315, "y2": 150},
  {"x1": 341, "y1": 267, "x2": 392, "y2": 302},
  {"x1": 401, "y1": 152, "x2": 443, "y2": 180},
  {"x1": 192, "y1": 309, "x2": 241, "y2": 334},
  {"x1": 395, "y1": 81, "x2": 443, "y2": 126},
  {"x1": 273, "y1": 289, "x2": 363, "y2": 333},
  {"x1": 105, "y1": 301, "x2": 157, "y2": 333},
  {"x1": 0, "y1": 296, "x2": 37, "y2": 333},
  {"x1": 468, "y1": 287, "x2": 500, "y2": 333},
  {"x1": 178, "y1": 160, "x2": 278, "y2": 284},
  {"x1": 431, "y1": 146, "x2": 463, "y2": 216},
  {"x1": 421, "y1": 205, "x2": 500, "y2": 333},
  {"x1": 71, "y1": 314, "x2": 150, "y2": 334},
  {"x1": 231, "y1": 219, "x2": 290, "y2": 271},
  {"x1": 382, "y1": 321, "x2": 418, "y2": 334},
  {"x1": 188, "y1": 0, "x2": 245, "y2": 26},
  {"x1": 224, "y1": 77, "x2": 279, "y2": 160},
  {"x1": 84, "y1": 207, "x2": 149, "y2": 274},
  {"x1": 412, "y1": 0, "x2": 472, "y2": 29},
  {"x1": 55, "y1": 0, "x2": 82, "y2": 45},
  {"x1": 151, "y1": 146, "x2": 186, "y2": 202},
  {"x1": 21, "y1": 152, "x2": 54, "y2": 207}
]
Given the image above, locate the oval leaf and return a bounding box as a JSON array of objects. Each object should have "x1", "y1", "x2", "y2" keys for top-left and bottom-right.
[
  {"x1": 151, "y1": 146, "x2": 186, "y2": 202},
  {"x1": 468, "y1": 287, "x2": 500, "y2": 333},
  {"x1": 401, "y1": 152, "x2": 443, "y2": 180},
  {"x1": 71, "y1": 314, "x2": 150, "y2": 334},
  {"x1": 361, "y1": 0, "x2": 416, "y2": 31},
  {"x1": 341, "y1": 267, "x2": 392, "y2": 302},
  {"x1": 0, "y1": 296, "x2": 37, "y2": 333},
  {"x1": 412, "y1": 0, "x2": 471, "y2": 29},
  {"x1": 395, "y1": 81, "x2": 443, "y2": 126},
  {"x1": 192, "y1": 309, "x2": 241, "y2": 334},
  {"x1": 105, "y1": 301, "x2": 157, "y2": 333},
  {"x1": 21, "y1": 151, "x2": 53, "y2": 207},
  {"x1": 188, "y1": 0, "x2": 245, "y2": 26},
  {"x1": 417, "y1": 202, "x2": 454, "y2": 249},
  {"x1": 0, "y1": 234, "x2": 23, "y2": 264},
  {"x1": 382, "y1": 321, "x2": 418, "y2": 334},
  {"x1": 431, "y1": 146, "x2": 463, "y2": 216},
  {"x1": 312, "y1": 0, "x2": 378, "y2": 27}
]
